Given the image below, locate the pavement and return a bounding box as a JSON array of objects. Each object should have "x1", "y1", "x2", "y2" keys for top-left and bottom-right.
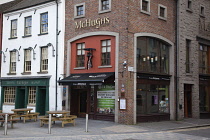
[{"x1": 0, "y1": 117, "x2": 210, "y2": 140}]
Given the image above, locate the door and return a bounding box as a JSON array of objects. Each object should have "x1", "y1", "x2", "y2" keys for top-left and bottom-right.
[
  {"x1": 184, "y1": 84, "x2": 192, "y2": 118},
  {"x1": 15, "y1": 87, "x2": 26, "y2": 109},
  {"x1": 79, "y1": 91, "x2": 87, "y2": 117},
  {"x1": 36, "y1": 88, "x2": 46, "y2": 115}
]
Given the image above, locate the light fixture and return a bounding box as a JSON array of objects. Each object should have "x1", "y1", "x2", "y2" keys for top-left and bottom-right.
[
  {"x1": 11, "y1": 49, "x2": 20, "y2": 61},
  {"x1": 0, "y1": 50, "x2": 6, "y2": 62},
  {"x1": 84, "y1": 48, "x2": 96, "y2": 69},
  {"x1": 47, "y1": 43, "x2": 55, "y2": 57},
  {"x1": 27, "y1": 44, "x2": 36, "y2": 60}
]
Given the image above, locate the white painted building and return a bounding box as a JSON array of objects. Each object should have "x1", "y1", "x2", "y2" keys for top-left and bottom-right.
[{"x1": 0, "y1": 0, "x2": 65, "y2": 114}]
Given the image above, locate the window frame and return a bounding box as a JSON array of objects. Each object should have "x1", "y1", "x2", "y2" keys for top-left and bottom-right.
[
  {"x1": 200, "y1": 5, "x2": 205, "y2": 17},
  {"x1": 24, "y1": 16, "x2": 32, "y2": 36},
  {"x1": 10, "y1": 51, "x2": 16, "y2": 73},
  {"x1": 158, "y1": 4, "x2": 167, "y2": 21},
  {"x1": 76, "y1": 43, "x2": 85, "y2": 68},
  {"x1": 40, "y1": 12, "x2": 48, "y2": 34},
  {"x1": 186, "y1": 0, "x2": 192, "y2": 11},
  {"x1": 101, "y1": 39, "x2": 111, "y2": 66},
  {"x1": 24, "y1": 49, "x2": 31, "y2": 72},
  {"x1": 4, "y1": 87, "x2": 16, "y2": 104},
  {"x1": 40, "y1": 47, "x2": 48, "y2": 72},
  {"x1": 140, "y1": 0, "x2": 151, "y2": 15},
  {"x1": 186, "y1": 39, "x2": 191, "y2": 73},
  {"x1": 28, "y1": 86, "x2": 36, "y2": 105},
  {"x1": 98, "y1": 0, "x2": 111, "y2": 14},
  {"x1": 10, "y1": 19, "x2": 17, "y2": 38},
  {"x1": 74, "y1": 3, "x2": 85, "y2": 19}
]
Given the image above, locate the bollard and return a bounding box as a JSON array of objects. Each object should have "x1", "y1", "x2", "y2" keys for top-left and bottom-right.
[
  {"x1": 48, "y1": 114, "x2": 51, "y2": 134},
  {"x1": 4, "y1": 114, "x2": 8, "y2": 135},
  {"x1": 85, "y1": 114, "x2": 88, "y2": 132}
]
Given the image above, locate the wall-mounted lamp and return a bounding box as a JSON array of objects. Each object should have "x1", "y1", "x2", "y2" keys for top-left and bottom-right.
[
  {"x1": 26, "y1": 44, "x2": 36, "y2": 60},
  {"x1": 84, "y1": 48, "x2": 96, "y2": 69},
  {"x1": 47, "y1": 43, "x2": 55, "y2": 57},
  {"x1": 0, "y1": 50, "x2": 6, "y2": 62},
  {"x1": 11, "y1": 49, "x2": 20, "y2": 61}
]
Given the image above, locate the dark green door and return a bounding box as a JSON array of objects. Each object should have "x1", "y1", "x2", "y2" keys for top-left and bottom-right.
[
  {"x1": 15, "y1": 87, "x2": 26, "y2": 109},
  {"x1": 36, "y1": 88, "x2": 46, "y2": 115}
]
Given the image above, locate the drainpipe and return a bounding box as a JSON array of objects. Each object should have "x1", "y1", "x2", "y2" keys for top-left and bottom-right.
[
  {"x1": 175, "y1": 0, "x2": 180, "y2": 121},
  {"x1": 55, "y1": 0, "x2": 59, "y2": 110}
]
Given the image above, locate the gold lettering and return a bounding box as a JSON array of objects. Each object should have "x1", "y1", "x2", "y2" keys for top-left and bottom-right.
[
  {"x1": 105, "y1": 17, "x2": 110, "y2": 23},
  {"x1": 101, "y1": 18, "x2": 106, "y2": 24},
  {"x1": 75, "y1": 21, "x2": 82, "y2": 29},
  {"x1": 86, "y1": 19, "x2": 91, "y2": 27}
]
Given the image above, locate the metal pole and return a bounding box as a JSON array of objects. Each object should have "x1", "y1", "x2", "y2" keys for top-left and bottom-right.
[
  {"x1": 48, "y1": 114, "x2": 51, "y2": 134},
  {"x1": 4, "y1": 114, "x2": 8, "y2": 135},
  {"x1": 85, "y1": 114, "x2": 88, "y2": 132}
]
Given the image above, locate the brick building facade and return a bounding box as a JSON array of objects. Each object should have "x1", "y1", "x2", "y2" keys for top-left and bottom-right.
[{"x1": 60, "y1": 0, "x2": 176, "y2": 124}]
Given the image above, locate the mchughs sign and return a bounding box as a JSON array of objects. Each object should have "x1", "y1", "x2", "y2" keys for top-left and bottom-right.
[{"x1": 75, "y1": 17, "x2": 110, "y2": 29}]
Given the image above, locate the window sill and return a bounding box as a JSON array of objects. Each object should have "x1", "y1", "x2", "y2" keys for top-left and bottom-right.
[
  {"x1": 74, "y1": 15, "x2": 85, "y2": 19},
  {"x1": 37, "y1": 71, "x2": 48, "y2": 74},
  {"x1": 186, "y1": 8, "x2": 193, "y2": 13},
  {"x1": 7, "y1": 73, "x2": 16, "y2": 75},
  {"x1": 22, "y1": 35, "x2": 32, "y2": 38},
  {"x1": 98, "y1": 65, "x2": 112, "y2": 68},
  {"x1": 27, "y1": 104, "x2": 35, "y2": 107},
  {"x1": 98, "y1": 9, "x2": 111, "y2": 14},
  {"x1": 38, "y1": 33, "x2": 48, "y2": 36},
  {"x1": 8, "y1": 37, "x2": 18, "y2": 40},
  {"x1": 21, "y1": 72, "x2": 31, "y2": 75},
  {"x1": 3, "y1": 103, "x2": 15, "y2": 105},
  {"x1": 158, "y1": 16, "x2": 167, "y2": 21},
  {"x1": 200, "y1": 14, "x2": 205, "y2": 18},
  {"x1": 140, "y1": 10, "x2": 151, "y2": 16},
  {"x1": 186, "y1": 73, "x2": 193, "y2": 76},
  {"x1": 74, "y1": 67, "x2": 86, "y2": 70}
]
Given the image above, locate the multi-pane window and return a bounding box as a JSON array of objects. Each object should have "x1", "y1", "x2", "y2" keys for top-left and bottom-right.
[
  {"x1": 28, "y1": 87, "x2": 36, "y2": 104},
  {"x1": 199, "y1": 44, "x2": 210, "y2": 74},
  {"x1": 40, "y1": 13, "x2": 48, "y2": 34},
  {"x1": 186, "y1": 40, "x2": 191, "y2": 73},
  {"x1": 158, "y1": 5, "x2": 167, "y2": 19},
  {"x1": 11, "y1": 19, "x2": 17, "y2": 38},
  {"x1": 24, "y1": 16, "x2": 32, "y2": 36},
  {"x1": 76, "y1": 43, "x2": 85, "y2": 67},
  {"x1": 4, "y1": 87, "x2": 16, "y2": 103},
  {"x1": 137, "y1": 37, "x2": 169, "y2": 74},
  {"x1": 41, "y1": 47, "x2": 48, "y2": 71},
  {"x1": 24, "y1": 49, "x2": 31, "y2": 72},
  {"x1": 10, "y1": 51, "x2": 16, "y2": 73},
  {"x1": 101, "y1": 0, "x2": 109, "y2": 10},
  {"x1": 101, "y1": 40, "x2": 111, "y2": 66},
  {"x1": 141, "y1": 0, "x2": 150, "y2": 12},
  {"x1": 77, "y1": 5, "x2": 84, "y2": 16}
]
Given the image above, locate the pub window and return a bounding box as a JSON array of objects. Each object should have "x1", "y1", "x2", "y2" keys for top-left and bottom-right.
[
  {"x1": 10, "y1": 51, "x2": 16, "y2": 73},
  {"x1": 199, "y1": 44, "x2": 210, "y2": 74},
  {"x1": 186, "y1": 39, "x2": 191, "y2": 73},
  {"x1": 28, "y1": 87, "x2": 36, "y2": 105},
  {"x1": 4, "y1": 87, "x2": 16, "y2": 104},
  {"x1": 40, "y1": 12, "x2": 48, "y2": 34},
  {"x1": 74, "y1": 3, "x2": 85, "y2": 18},
  {"x1": 24, "y1": 49, "x2": 31, "y2": 72},
  {"x1": 99, "y1": 0, "x2": 111, "y2": 13},
  {"x1": 141, "y1": 0, "x2": 150, "y2": 14},
  {"x1": 41, "y1": 47, "x2": 48, "y2": 72},
  {"x1": 24, "y1": 16, "x2": 32, "y2": 36},
  {"x1": 11, "y1": 19, "x2": 17, "y2": 38},
  {"x1": 158, "y1": 4, "x2": 167, "y2": 20},
  {"x1": 76, "y1": 43, "x2": 85, "y2": 67},
  {"x1": 137, "y1": 37, "x2": 169, "y2": 74},
  {"x1": 101, "y1": 39, "x2": 111, "y2": 66}
]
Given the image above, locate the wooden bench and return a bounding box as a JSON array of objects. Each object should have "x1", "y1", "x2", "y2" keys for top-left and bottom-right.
[
  {"x1": 39, "y1": 116, "x2": 58, "y2": 127},
  {"x1": 59, "y1": 115, "x2": 77, "y2": 127},
  {"x1": 11, "y1": 112, "x2": 40, "y2": 123},
  {"x1": 0, "y1": 119, "x2": 19, "y2": 128}
]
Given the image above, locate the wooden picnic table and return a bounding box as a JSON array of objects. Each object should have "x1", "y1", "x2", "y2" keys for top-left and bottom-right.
[
  {"x1": 39, "y1": 110, "x2": 77, "y2": 127},
  {"x1": 0, "y1": 113, "x2": 19, "y2": 128},
  {"x1": 11, "y1": 108, "x2": 39, "y2": 123}
]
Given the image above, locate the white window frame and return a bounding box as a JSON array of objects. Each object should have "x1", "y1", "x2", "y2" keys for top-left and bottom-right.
[
  {"x1": 10, "y1": 51, "x2": 16, "y2": 73},
  {"x1": 98, "y1": 0, "x2": 111, "y2": 14},
  {"x1": 40, "y1": 12, "x2": 48, "y2": 34},
  {"x1": 11, "y1": 19, "x2": 17, "y2": 38},
  {"x1": 24, "y1": 49, "x2": 31, "y2": 72},
  {"x1": 158, "y1": 4, "x2": 167, "y2": 21},
  {"x1": 28, "y1": 87, "x2": 36, "y2": 105},
  {"x1": 200, "y1": 5, "x2": 205, "y2": 17},
  {"x1": 41, "y1": 47, "x2": 48, "y2": 72},
  {"x1": 140, "y1": 0, "x2": 150, "y2": 15},
  {"x1": 24, "y1": 16, "x2": 32, "y2": 36},
  {"x1": 74, "y1": 3, "x2": 85, "y2": 19},
  {"x1": 4, "y1": 87, "x2": 16, "y2": 104}
]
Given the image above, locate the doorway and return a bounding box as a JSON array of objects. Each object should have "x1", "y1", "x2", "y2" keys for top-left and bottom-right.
[
  {"x1": 15, "y1": 87, "x2": 26, "y2": 109},
  {"x1": 36, "y1": 88, "x2": 46, "y2": 115},
  {"x1": 184, "y1": 84, "x2": 192, "y2": 118}
]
